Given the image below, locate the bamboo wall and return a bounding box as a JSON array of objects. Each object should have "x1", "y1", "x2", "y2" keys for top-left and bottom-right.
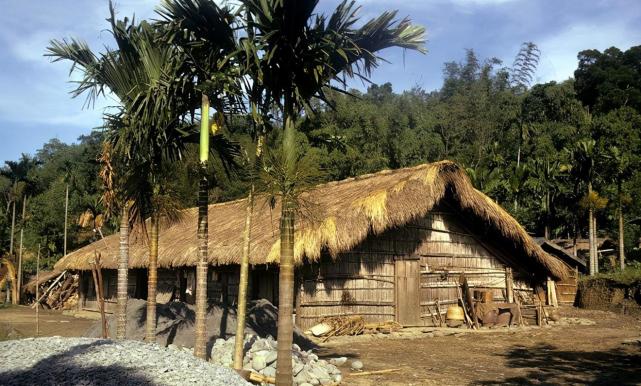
[
  {"x1": 296, "y1": 235, "x2": 397, "y2": 330},
  {"x1": 296, "y1": 206, "x2": 520, "y2": 329}
]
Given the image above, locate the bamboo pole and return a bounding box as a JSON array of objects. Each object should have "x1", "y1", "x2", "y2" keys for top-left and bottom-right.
[
  {"x1": 35, "y1": 243, "x2": 40, "y2": 337},
  {"x1": 64, "y1": 183, "x2": 69, "y2": 257},
  {"x1": 233, "y1": 185, "x2": 254, "y2": 370},
  {"x1": 349, "y1": 368, "x2": 401, "y2": 377},
  {"x1": 17, "y1": 197, "x2": 26, "y2": 303}
]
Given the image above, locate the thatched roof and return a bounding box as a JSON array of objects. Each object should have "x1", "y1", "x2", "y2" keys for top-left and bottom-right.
[{"x1": 55, "y1": 161, "x2": 568, "y2": 279}]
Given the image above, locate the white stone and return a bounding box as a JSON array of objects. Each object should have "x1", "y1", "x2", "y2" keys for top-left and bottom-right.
[
  {"x1": 252, "y1": 356, "x2": 267, "y2": 371},
  {"x1": 309, "y1": 323, "x2": 332, "y2": 337},
  {"x1": 329, "y1": 357, "x2": 347, "y2": 366},
  {"x1": 351, "y1": 360, "x2": 363, "y2": 370}
]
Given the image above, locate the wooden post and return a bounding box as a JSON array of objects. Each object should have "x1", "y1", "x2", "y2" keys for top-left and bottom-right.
[
  {"x1": 505, "y1": 267, "x2": 514, "y2": 303},
  {"x1": 91, "y1": 253, "x2": 108, "y2": 339},
  {"x1": 546, "y1": 277, "x2": 558, "y2": 307},
  {"x1": 35, "y1": 243, "x2": 40, "y2": 337},
  {"x1": 460, "y1": 274, "x2": 479, "y2": 329}
]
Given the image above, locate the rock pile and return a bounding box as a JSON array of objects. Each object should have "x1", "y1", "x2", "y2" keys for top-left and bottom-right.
[{"x1": 210, "y1": 335, "x2": 345, "y2": 385}]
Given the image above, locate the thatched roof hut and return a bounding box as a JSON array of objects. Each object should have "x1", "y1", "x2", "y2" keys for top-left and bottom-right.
[{"x1": 55, "y1": 161, "x2": 568, "y2": 280}]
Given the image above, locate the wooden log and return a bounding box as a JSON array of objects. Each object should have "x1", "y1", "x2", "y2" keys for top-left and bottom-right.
[
  {"x1": 505, "y1": 267, "x2": 514, "y2": 303},
  {"x1": 91, "y1": 254, "x2": 108, "y2": 339},
  {"x1": 235, "y1": 369, "x2": 276, "y2": 384},
  {"x1": 456, "y1": 284, "x2": 474, "y2": 329}
]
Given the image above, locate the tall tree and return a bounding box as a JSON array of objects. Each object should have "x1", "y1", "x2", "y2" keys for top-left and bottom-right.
[
  {"x1": 241, "y1": 0, "x2": 425, "y2": 383},
  {"x1": 47, "y1": 3, "x2": 199, "y2": 341},
  {"x1": 157, "y1": 0, "x2": 241, "y2": 359},
  {"x1": 567, "y1": 139, "x2": 604, "y2": 275},
  {"x1": 511, "y1": 42, "x2": 540, "y2": 167},
  {"x1": 574, "y1": 46, "x2": 641, "y2": 114}
]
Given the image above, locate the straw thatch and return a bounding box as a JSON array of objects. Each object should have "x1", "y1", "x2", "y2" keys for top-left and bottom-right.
[{"x1": 55, "y1": 161, "x2": 568, "y2": 279}]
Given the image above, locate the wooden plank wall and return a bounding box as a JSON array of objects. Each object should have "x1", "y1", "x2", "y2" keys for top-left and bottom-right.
[
  {"x1": 417, "y1": 211, "x2": 509, "y2": 326},
  {"x1": 555, "y1": 267, "x2": 578, "y2": 305}
]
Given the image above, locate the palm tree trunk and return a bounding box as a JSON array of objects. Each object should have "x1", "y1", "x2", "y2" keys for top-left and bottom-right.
[
  {"x1": 146, "y1": 213, "x2": 159, "y2": 342},
  {"x1": 276, "y1": 104, "x2": 296, "y2": 386},
  {"x1": 64, "y1": 183, "x2": 69, "y2": 257},
  {"x1": 544, "y1": 191, "x2": 550, "y2": 240},
  {"x1": 17, "y1": 197, "x2": 26, "y2": 303},
  {"x1": 116, "y1": 203, "x2": 130, "y2": 340},
  {"x1": 194, "y1": 94, "x2": 210, "y2": 360},
  {"x1": 233, "y1": 185, "x2": 254, "y2": 369},
  {"x1": 588, "y1": 182, "x2": 595, "y2": 276},
  {"x1": 618, "y1": 185, "x2": 625, "y2": 271}
]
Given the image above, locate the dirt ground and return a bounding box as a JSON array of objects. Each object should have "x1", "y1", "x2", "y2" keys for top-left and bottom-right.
[
  {"x1": 1, "y1": 305, "x2": 640, "y2": 385},
  {"x1": 322, "y1": 307, "x2": 641, "y2": 385},
  {"x1": 0, "y1": 305, "x2": 95, "y2": 338}
]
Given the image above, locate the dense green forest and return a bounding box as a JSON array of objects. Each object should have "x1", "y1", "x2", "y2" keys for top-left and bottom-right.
[{"x1": 2, "y1": 44, "x2": 641, "y2": 272}]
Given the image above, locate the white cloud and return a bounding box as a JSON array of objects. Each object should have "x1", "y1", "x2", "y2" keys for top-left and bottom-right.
[{"x1": 537, "y1": 21, "x2": 639, "y2": 83}]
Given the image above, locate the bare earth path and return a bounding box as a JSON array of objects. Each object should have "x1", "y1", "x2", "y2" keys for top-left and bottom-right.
[{"x1": 321, "y1": 308, "x2": 641, "y2": 385}]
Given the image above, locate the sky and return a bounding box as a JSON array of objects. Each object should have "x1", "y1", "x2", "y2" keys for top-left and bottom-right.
[{"x1": 1, "y1": 0, "x2": 640, "y2": 163}]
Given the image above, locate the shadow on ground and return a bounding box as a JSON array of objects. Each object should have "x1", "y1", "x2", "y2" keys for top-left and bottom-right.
[
  {"x1": 0, "y1": 341, "x2": 156, "y2": 386},
  {"x1": 474, "y1": 343, "x2": 641, "y2": 385}
]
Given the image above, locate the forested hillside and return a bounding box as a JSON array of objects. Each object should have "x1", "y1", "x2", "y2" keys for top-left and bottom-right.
[{"x1": 3, "y1": 45, "x2": 641, "y2": 271}]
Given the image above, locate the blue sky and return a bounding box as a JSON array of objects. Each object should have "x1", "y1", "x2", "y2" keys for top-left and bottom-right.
[{"x1": 1, "y1": 0, "x2": 640, "y2": 163}]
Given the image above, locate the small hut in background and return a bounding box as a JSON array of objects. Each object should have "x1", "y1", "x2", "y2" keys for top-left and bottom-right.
[{"x1": 56, "y1": 161, "x2": 569, "y2": 327}]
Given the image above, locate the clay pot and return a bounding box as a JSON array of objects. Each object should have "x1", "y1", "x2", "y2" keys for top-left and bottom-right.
[{"x1": 446, "y1": 306, "x2": 465, "y2": 327}]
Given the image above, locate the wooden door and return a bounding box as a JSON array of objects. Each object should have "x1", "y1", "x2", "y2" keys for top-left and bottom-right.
[{"x1": 395, "y1": 259, "x2": 421, "y2": 326}]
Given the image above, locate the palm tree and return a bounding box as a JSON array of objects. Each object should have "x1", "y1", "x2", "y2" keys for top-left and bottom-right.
[
  {"x1": 527, "y1": 158, "x2": 564, "y2": 239},
  {"x1": 607, "y1": 147, "x2": 631, "y2": 270},
  {"x1": 157, "y1": 0, "x2": 241, "y2": 359},
  {"x1": 47, "y1": 4, "x2": 196, "y2": 341},
  {"x1": 240, "y1": 1, "x2": 425, "y2": 382},
  {"x1": 567, "y1": 139, "x2": 601, "y2": 275}
]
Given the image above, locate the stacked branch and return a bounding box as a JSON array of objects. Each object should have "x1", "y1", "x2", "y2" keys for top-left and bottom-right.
[{"x1": 24, "y1": 270, "x2": 78, "y2": 310}]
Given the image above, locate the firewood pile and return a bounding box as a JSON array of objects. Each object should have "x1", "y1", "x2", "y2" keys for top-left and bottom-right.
[
  {"x1": 24, "y1": 270, "x2": 79, "y2": 310},
  {"x1": 309, "y1": 316, "x2": 402, "y2": 341}
]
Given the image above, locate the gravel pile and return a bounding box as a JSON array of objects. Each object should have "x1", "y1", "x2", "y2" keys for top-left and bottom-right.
[
  {"x1": 209, "y1": 335, "x2": 345, "y2": 386},
  {"x1": 0, "y1": 337, "x2": 250, "y2": 386}
]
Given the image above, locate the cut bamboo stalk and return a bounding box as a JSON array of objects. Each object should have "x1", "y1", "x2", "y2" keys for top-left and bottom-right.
[{"x1": 349, "y1": 368, "x2": 402, "y2": 377}]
